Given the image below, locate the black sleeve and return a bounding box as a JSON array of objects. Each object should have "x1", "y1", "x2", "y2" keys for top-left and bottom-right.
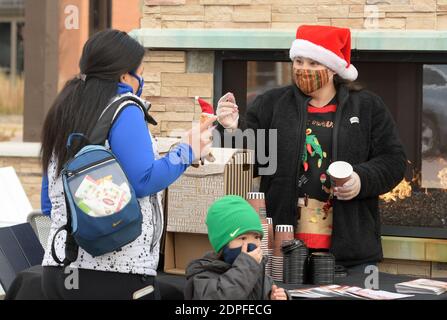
[{"x1": 353, "y1": 96, "x2": 407, "y2": 199}]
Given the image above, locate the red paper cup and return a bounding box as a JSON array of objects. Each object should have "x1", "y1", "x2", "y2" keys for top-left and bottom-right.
[{"x1": 246, "y1": 192, "x2": 266, "y2": 214}]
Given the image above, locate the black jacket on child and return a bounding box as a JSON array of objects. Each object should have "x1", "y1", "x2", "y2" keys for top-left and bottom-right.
[
  {"x1": 184, "y1": 251, "x2": 274, "y2": 300},
  {"x1": 218, "y1": 84, "x2": 407, "y2": 267}
]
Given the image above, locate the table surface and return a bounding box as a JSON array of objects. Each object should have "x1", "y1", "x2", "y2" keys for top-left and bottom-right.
[
  {"x1": 280, "y1": 269, "x2": 447, "y2": 300},
  {"x1": 6, "y1": 265, "x2": 447, "y2": 300},
  {"x1": 157, "y1": 266, "x2": 447, "y2": 300}
]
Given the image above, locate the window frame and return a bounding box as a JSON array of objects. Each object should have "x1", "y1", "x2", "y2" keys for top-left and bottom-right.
[{"x1": 89, "y1": 0, "x2": 112, "y2": 37}]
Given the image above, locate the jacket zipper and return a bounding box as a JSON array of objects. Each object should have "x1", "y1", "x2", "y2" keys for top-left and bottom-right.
[{"x1": 66, "y1": 157, "x2": 115, "y2": 177}]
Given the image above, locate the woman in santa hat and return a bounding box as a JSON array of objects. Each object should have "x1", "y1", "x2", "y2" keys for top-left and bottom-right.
[{"x1": 216, "y1": 25, "x2": 406, "y2": 268}]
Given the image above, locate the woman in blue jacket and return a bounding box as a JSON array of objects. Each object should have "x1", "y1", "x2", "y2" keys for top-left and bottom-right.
[{"x1": 39, "y1": 29, "x2": 214, "y2": 300}]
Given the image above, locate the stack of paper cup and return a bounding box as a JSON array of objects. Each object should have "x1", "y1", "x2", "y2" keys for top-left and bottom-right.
[
  {"x1": 259, "y1": 208, "x2": 270, "y2": 276},
  {"x1": 272, "y1": 224, "x2": 294, "y2": 282},
  {"x1": 259, "y1": 208, "x2": 269, "y2": 247},
  {"x1": 274, "y1": 225, "x2": 295, "y2": 255},
  {"x1": 267, "y1": 218, "x2": 274, "y2": 250},
  {"x1": 265, "y1": 217, "x2": 274, "y2": 277},
  {"x1": 246, "y1": 192, "x2": 266, "y2": 215}
]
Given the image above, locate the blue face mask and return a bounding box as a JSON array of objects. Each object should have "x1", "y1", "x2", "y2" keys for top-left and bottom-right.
[
  {"x1": 129, "y1": 71, "x2": 144, "y2": 97},
  {"x1": 222, "y1": 243, "x2": 257, "y2": 265}
]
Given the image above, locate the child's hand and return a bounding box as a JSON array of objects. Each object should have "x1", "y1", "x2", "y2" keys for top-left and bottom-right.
[
  {"x1": 270, "y1": 285, "x2": 288, "y2": 300},
  {"x1": 242, "y1": 242, "x2": 263, "y2": 264}
]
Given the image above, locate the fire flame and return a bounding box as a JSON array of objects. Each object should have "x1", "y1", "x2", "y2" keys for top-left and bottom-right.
[{"x1": 380, "y1": 179, "x2": 412, "y2": 203}]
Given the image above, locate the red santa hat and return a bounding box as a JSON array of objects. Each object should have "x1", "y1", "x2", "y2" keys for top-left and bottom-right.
[
  {"x1": 289, "y1": 25, "x2": 358, "y2": 81},
  {"x1": 195, "y1": 96, "x2": 214, "y2": 114}
]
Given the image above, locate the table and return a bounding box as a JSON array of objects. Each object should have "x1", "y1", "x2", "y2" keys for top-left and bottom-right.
[
  {"x1": 279, "y1": 266, "x2": 447, "y2": 300},
  {"x1": 5, "y1": 265, "x2": 447, "y2": 300},
  {"x1": 155, "y1": 266, "x2": 447, "y2": 300}
]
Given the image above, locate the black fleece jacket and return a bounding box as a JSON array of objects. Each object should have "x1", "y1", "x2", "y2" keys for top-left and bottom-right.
[{"x1": 218, "y1": 84, "x2": 407, "y2": 266}]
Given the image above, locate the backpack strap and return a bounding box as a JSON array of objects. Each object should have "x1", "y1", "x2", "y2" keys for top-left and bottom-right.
[
  {"x1": 89, "y1": 95, "x2": 157, "y2": 146},
  {"x1": 51, "y1": 183, "x2": 79, "y2": 266}
]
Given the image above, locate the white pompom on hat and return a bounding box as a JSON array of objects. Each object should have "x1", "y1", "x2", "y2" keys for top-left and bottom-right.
[{"x1": 289, "y1": 25, "x2": 358, "y2": 81}]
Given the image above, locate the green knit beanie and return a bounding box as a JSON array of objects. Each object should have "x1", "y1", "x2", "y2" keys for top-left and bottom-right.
[{"x1": 206, "y1": 195, "x2": 263, "y2": 253}]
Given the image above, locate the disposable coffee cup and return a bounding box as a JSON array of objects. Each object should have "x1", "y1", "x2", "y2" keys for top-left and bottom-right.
[
  {"x1": 327, "y1": 161, "x2": 353, "y2": 187},
  {"x1": 246, "y1": 192, "x2": 266, "y2": 215}
]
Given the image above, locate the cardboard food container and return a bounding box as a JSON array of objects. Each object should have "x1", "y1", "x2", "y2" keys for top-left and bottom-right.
[
  {"x1": 163, "y1": 232, "x2": 213, "y2": 275},
  {"x1": 166, "y1": 147, "x2": 254, "y2": 234},
  {"x1": 154, "y1": 137, "x2": 181, "y2": 155}
]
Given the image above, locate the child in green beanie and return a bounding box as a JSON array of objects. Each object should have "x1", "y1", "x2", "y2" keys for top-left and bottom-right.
[{"x1": 184, "y1": 195, "x2": 288, "y2": 300}]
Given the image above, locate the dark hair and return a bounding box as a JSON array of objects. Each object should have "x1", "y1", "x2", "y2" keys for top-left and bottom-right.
[
  {"x1": 333, "y1": 74, "x2": 364, "y2": 92},
  {"x1": 41, "y1": 29, "x2": 145, "y2": 175}
]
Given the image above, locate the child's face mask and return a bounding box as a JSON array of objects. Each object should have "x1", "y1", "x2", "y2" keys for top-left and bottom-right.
[{"x1": 222, "y1": 243, "x2": 257, "y2": 265}]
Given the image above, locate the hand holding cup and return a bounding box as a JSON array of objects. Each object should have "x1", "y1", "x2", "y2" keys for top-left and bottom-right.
[{"x1": 328, "y1": 161, "x2": 361, "y2": 201}]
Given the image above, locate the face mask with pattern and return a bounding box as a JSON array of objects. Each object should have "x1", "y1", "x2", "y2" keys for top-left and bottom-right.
[{"x1": 295, "y1": 68, "x2": 331, "y2": 95}]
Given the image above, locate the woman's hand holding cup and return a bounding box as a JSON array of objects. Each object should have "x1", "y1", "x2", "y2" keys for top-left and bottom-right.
[{"x1": 328, "y1": 161, "x2": 361, "y2": 201}]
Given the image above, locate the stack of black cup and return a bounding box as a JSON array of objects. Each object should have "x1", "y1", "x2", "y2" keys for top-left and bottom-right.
[
  {"x1": 281, "y1": 239, "x2": 308, "y2": 285},
  {"x1": 309, "y1": 252, "x2": 335, "y2": 285}
]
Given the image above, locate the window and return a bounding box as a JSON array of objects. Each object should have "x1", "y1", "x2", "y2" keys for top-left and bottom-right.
[
  {"x1": 247, "y1": 61, "x2": 291, "y2": 106},
  {"x1": 215, "y1": 50, "x2": 290, "y2": 121},
  {"x1": 0, "y1": 22, "x2": 11, "y2": 73},
  {"x1": 421, "y1": 65, "x2": 447, "y2": 189},
  {"x1": 89, "y1": 0, "x2": 111, "y2": 36},
  {"x1": 0, "y1": 19, "x2": 24, "y2": 142}
]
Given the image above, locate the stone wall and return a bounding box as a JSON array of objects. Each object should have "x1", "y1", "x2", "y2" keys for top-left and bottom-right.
[
  {"x1": 143, "y1": 50, "x2": 214, "y2": 137},
  {"x1": 379, "y1": 259, "x2": 447, "y2": 278},
  {"x1": 142, "y1": 0, "x2": 447, "y2": 31}
]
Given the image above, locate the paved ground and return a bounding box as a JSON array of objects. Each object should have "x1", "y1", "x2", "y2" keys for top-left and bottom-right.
[{"x1": 0, "y1": 115, "x2": 23, "y2": 142}]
